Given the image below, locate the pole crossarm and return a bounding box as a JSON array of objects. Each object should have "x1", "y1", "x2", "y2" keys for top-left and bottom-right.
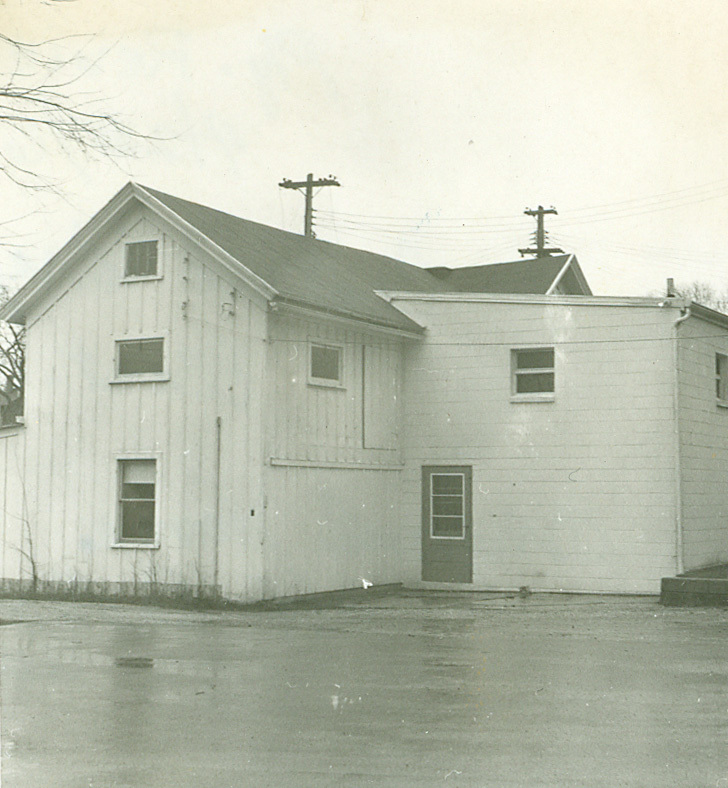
[
  {"x1": 279, "y1": 177, "x2": 340, "y2": 190},
  {"x1": 518, "y1": 204, "x2": 564, "y2": 257},
  {"x1": 279, "y1": 173, "x2": 341, "y2": 237}
]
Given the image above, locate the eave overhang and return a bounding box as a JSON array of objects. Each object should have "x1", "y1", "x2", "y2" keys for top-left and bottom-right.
[{"x1": 0, "y1": 182, "x2": 278, "y2": 325}]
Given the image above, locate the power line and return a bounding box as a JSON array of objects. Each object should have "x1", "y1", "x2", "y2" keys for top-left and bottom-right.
[
  {"x1": 552, "y1": 233, "x2": 728, "y2": 280},
  {"x1": 313, "y1": 213, "x2": 531, "y2": 235},
  {"x1": 553, "y1": 231, "x2": 725, "y2": 263},
  {"x1": 556, "y1": 178, "x2": 728, "y2": 217},
  {"x1": 554, "y1": 185, "x2": 728, "y2": 228},
  {"x1": 315, "y1": 178, "x2": 728, "y2": 227},
  {"x1": 313, "y1": 223, "x2": 522, "y2": 254}
]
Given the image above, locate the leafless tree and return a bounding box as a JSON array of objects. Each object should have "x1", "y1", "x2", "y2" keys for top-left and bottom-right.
[
  {"x1": 0, "y1": 25, "x2": 154, "y2": 193},
  {"x1": 0, "y1": 284, "x2": 24, "y2": 425},
  {"x1": 670, "y1": 281, "x2": 728, "y2": 314},
  {"x1": 0, "y1": 13, "x2": 158, "y2": 422}
]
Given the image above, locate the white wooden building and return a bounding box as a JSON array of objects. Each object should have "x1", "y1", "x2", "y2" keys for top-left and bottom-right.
[{"x1": 0, "y1": 183, "x2": 726, "y2": 600}]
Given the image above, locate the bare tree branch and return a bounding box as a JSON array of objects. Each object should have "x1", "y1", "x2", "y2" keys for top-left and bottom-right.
[
  {"x1": 672, "y1": 281, "x2": 728, "y2": 314},
  {"x1": 0, "y1": 30, "x2": 162, "y2": 194},
  {"x1": 0, "y1": 18, "x2": 166, "y2": 422}
]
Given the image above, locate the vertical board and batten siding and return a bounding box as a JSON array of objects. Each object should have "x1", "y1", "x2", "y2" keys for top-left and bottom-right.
[
  {"x1": 262, "y1": 312, "x2": 404, "y2": 597},
  {"x1": 262, "y1": 465, "x2": 401, "y2": 598},
  {"x1": 0, "y1": 430, "x2": 26, "y2": 585},
  {"x1": 7, "y1": 204, "x2": 268, "y2": 600},
  {"x1": 267, "y1": 313, "x2": 402, "y2": 463},
  {"x1": 394, "y1": 298, "x2": 679, "y2": 594},
  {"x1": 676, "y1": 316, "x2": 728, "y2": 570}
]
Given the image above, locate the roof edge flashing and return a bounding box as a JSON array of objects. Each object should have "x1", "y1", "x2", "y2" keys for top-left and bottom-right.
[{"x1": 375, "y1": 291, "x2": 688, "y2": 308}]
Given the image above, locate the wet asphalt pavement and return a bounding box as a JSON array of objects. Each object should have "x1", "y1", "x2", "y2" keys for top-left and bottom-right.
[{"x1": 0, "y1": 591, "x2": 727, "y2": 787}]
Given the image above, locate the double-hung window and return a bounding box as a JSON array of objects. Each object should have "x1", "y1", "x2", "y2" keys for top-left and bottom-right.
[
  {"x1": 117, "y1": 459, "x2": 157, "y2": 545},
  {"x1": 511, "y1": 347, "x2": 555, "y2": 400},
  {"x1": 716, "y1": 353, "x2": 728, "y2": 405}
]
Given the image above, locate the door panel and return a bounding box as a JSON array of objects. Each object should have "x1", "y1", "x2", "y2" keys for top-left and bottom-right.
[{"x1": 421, "y1": 466, "x2": 473, "y2": 583}]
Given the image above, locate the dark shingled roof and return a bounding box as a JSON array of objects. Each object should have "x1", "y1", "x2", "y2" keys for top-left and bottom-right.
[
  {"x1": 1, "y1": 183, "x2": 589, "y2": 328},
  {"x1": 144, "y1": 186, "x2": 445, "y2": 333},
  {"x1": 145, "y1": 188, "x2": 590, "y2": 330},
  {"x1": 427, "y1": 255, "x2": 574, "y2": 294}
]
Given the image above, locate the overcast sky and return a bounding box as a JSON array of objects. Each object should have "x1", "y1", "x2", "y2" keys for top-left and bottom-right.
[{"x1": 2, "y1": 0, "x2": 728, "y2": 297}]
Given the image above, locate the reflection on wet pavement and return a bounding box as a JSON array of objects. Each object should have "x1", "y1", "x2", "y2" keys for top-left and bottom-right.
[{"x1": 0, "y1": 594, "x2": 727, "y2": 787}]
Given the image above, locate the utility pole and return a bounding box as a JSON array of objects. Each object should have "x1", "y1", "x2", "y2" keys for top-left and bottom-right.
[
  {"x1": 518, "y1": 205, "x2": 564, "y2": 257},
  {"x1": 278, "y1": 173, "x2": 340, "y2": 238}
]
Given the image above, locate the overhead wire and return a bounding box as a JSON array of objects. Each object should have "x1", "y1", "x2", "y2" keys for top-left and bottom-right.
[
  {"x1": 553, "y1": 231, "x2": 725, "y2": 264},
  {"x1": 551, "y1": 232, "x2": 727, "y2": 280},
  {"x1": 309, "y1": 177, "x2": 728, "y2": 282},
  {"x1": 315, "y1": 178, "x2": 728, "y2": 228},
  {"x1": 313, "y1": 212, "x2": 532, "y2": 236},
  {"x1": 548, "y1": 237, "x2": 728, "y2": 294},
  {"x1": 313, "y1": 223, "x2": 514, "y2": 254},
  {"x1": 554, "y1": 186, "x2": 728, "y2": 228}
]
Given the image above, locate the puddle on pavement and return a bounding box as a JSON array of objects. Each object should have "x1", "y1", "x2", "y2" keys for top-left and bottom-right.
[
  {"x1": 422, "y1": 618, "x2": 476, "y2": 635},
  {"x1": 115, "y1": 656, "x2": 155, "y2": 668}
]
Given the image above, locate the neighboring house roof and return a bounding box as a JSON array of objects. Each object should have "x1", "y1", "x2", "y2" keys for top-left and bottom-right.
[
  {"x1": 427, "y1": 254, "x2": 592, "y2": 296},
  {"x1": 0, "y1": 182, "x2": 591, "y2": 330}
]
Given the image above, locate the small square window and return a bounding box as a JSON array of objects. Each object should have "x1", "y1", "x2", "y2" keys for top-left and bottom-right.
[
  {"x1": 117, "y1": 338, "x2": 164, "y2": 376},
  {"x1": 512, "y1": 347, "x2": 555, "y2": 398},
  {"x1": 309, "y1": 343, "x2": 343, "y2": 386},
  {"x1": 118, "y1": 460, "x2": 156, "y2": 543},
  {"x1": 716, "y1": 353, "x2": 728, "y2": 403},
  {"x1": 125, "y1": 241, "x2": 158, "y2": 277}
]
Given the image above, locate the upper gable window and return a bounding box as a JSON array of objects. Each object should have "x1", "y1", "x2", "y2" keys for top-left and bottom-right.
[
  {"x1": 511, "y1": 347, "x2": 555, "y2": 401},
  {"x1": 124, "y1": 241, "x2": 158, "y2": 278},
  {"x1": 309, "y1": 342, "x2": 343, "y2": 387}
]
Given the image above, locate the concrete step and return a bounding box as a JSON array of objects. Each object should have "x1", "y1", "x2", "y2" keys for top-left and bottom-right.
[{"x1": 660, "y1": 570, "x2": 728, "y2": 607}]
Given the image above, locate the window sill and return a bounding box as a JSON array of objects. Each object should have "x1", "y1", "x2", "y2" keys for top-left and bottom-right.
[
  {"x1": 510, "y1": 393, "x2": 555, "y2": 403},
  {"x1": 717, "y1": 399, "x2": 728, "y2": 409},
  {"x1": 121, "y1": 274, "x2": 163, "y2": 284},
  {"x1": 110, "y1": 375, "x2": 170, "y2": 385},
  {"x1": 0, "y1": 422, "x2": 24, "y2": 435},
  {"x1": 111, "y1": 542, "x2": 160, "y2": 550},
  {"x1": 307, "y1": 380, "x2": 346, "y2": 390}
]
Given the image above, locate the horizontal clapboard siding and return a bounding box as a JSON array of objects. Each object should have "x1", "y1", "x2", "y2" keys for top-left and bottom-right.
[
  {"x1": 394, "y1": 298, "x2": 678, "y2": 594},
  {"x1": 677, "y1": 317, "x2": 728, "y2": 571}
]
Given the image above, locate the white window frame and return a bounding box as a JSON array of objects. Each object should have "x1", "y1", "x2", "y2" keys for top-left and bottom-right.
[
  {"x1": 308, "y1": 341, "x2": 345, "y2": 389},
  {"x1": 111, "y1": 334, "x2": 169, "y2": 384},
  {"x1": 112, "y1": 453, "x2": 162, "y2": 549},
  {"x1": 716, "y1": 353, "x2": 728, "y2": 407},
  {"x1": 511, "y1": 346, "x2": 555, "y2": 402},
  {"x1": 429, "y1": 472, "x2": 466, "y2": 541},
  {"x1": 121, "y1": 240, "x2": 163, "y2": 283}
]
